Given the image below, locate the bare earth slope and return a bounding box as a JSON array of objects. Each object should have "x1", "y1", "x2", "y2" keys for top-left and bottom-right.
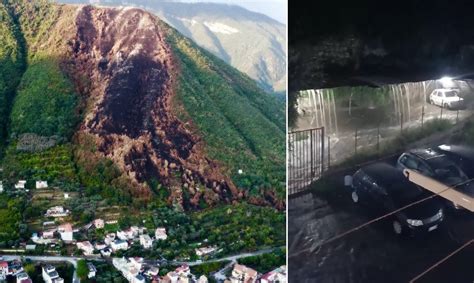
[{"x1": 68, "y1": 6, "x2": 239, "y2": 208}]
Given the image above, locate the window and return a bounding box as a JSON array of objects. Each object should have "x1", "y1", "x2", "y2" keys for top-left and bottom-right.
[
  {"x1": 418, "y1": 162, "x2": 433, "y2": 176},
  {"x1": 445, "y1": 91, "x2": 457, "y2": 97},
  {"x1": 404, "y1": 155, "x2": 418, "y2": 169}
]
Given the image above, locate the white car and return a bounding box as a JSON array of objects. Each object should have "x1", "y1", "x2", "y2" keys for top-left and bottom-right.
[{"x1": 429, "y1": 88, "x2": 464, "y2": 109}]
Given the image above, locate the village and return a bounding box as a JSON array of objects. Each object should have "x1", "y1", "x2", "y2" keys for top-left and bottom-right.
[{"x1": 0, "y1": 180, "x2": 287, "y2": 283}]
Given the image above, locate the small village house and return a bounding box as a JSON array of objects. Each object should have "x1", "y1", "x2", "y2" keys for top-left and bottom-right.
[
  {"x1": 58, "y1": 223, "x2": 73, "y2": 242},
  {"x1": 139, "y1": 234, "x2": 153, "y2": 249},
  {"x1": 230, "y1": 264, "x2": 258, "y2": 283},
  {"x1": 15, "y1": 180, "x2": 26, "y2": 190},
  {"x1": 111, "y1": 239, "x2": 129, "y2": 252},
  {"x1": 35, "y1": 181, "x2": 48, "y2": 189},
  {"x1": 155, "y1": 228, "x2": 167, "y2": 240},
  {"x1": 77, "y1": 241, "x2": 94, "y2": 255}
]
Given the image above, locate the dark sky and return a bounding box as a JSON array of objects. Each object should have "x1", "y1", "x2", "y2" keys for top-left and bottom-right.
[{"x1": 290, "y1": 0, "x2": 474, "y2": 44}]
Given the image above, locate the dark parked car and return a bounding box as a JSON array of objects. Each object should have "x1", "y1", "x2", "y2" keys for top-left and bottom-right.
[
  {"x1": 436, "y1": 144, "x2": 474, "y2": 178},
  {"x1": 396, "y1": 148, "x2": 474, "y2": 209},
  {"x1": 349, "y1": 163, "x2": 444, "y2": 235},
  {"x1": 397, "y1": 148, "x2": 468, "y2": 187}
]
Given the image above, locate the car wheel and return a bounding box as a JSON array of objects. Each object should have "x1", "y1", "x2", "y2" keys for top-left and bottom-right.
[
  {"x1": 351, "y1": 190, "x2": 359, "y2": 204},
  {"x1": 443, "y1": 103, "x2": 448, "y2": 109},
  {"x1": 392, "y1": 220, "x2": 403, "y2": 235},
  {"x1": 429, "y1": 99, "x2": 434, "y2": 104}
]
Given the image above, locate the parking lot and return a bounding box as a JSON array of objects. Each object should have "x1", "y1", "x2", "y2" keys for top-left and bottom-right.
[{"x1": 288, "y1": 156, "x2": 474, "y2": 283}]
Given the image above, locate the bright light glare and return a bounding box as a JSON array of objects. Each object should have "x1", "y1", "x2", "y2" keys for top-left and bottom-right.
[
  {"x1": 439, "y1": 76, "x2": 454, "y2": 87},
  {"x1": 438, "y1": 144, "x2": 451, "y2": 151}
]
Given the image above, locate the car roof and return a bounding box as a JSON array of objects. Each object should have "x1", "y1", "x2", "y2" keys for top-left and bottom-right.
[
  {"x1": 408, "y1": 148, "x2": 445, "y2": 160},
  {"x1": 434, "y1": 88, "x2": 458, "y2": 92},
  {"x1": 361, "y1": 162, "x2": 409, "y2": 186},
  {"x1": 408, "y1": 148, "x2": 456, "y2": 168}
]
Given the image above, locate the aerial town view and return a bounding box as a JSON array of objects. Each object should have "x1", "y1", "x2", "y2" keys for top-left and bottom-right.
[{"x1": 0, "y1": 0, "x2": 286, "y2": 282}]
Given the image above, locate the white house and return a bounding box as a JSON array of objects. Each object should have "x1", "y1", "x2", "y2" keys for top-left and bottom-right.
[
  {"x1": 195, "y1": 246, "x2": 216, "y2": 257},
  {"x1": 45, "y1": 206, "x2": 69, "y2": 217},
  {"x1": 15, "y1": 180, "x2": 26, "y2": 190},
  {"x1": 58, "y1": 223, "x2": 73, "y2": 242},
  {"x1": 104, "y1": 233, "x2": 116, "y2": 245},
  {"x1": 129, "y1": 226, "x2": 140, "y2": 237},
  {"x1": 175, "y1": 264, "x2": 190, "y2": 276},
  {"x1": 0, "y1": 181, "x2": 3, "y2": 193},
  {"x1": 35, "y1": 181, "x2": 48, "y2": 189},
  {"x1": 42, "y1": 230, "x2": 56, "y2": 239},
  {"x1": 77, "y1": 241, "x2": 94, "y2": 255},
  {"x1": 0, "y1": 261, "x2": 8, "y2": 279},
  {"x1": 42, "y1": 265, "x2": 64, "y2": 283},
  {"x1": 112, "y1": 258, "x2": 140, "y2": 282},
  {"x1": 260, "y1": 265, "x2": 287, "y2": 283},
  {"x1": 116, "y1": 230, "x2": 128, "y2": 241},
  {"x1": 93, "y1": 219, "x2": 105, "y2": 229},
  {"x1": 129, "y1": 257, "x2": 144, "y2": 271},
  {"x1": 139, "y1": 234, "x2": 153, "y2": 249},
  {"x1": 87, "y1": 263, "x2": 97, "y2": 279},
  {"x1": 230, "y1": 264, "x2": 257, "y2": 283},
  {"x1": 155, "y1": 228, "x2": 167, "y2": 240},
  {"x1": 111, "y1": 239, "x2": 129, "y2": 252}
]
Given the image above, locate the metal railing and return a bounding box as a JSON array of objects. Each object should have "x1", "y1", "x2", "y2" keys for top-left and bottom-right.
[{"x1": 288, "y1": 127, "x2": 326, "y2": 195}]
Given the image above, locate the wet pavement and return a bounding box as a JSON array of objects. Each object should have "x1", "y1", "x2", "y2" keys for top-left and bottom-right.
[{"x1": 288, "y1": 165, "x2": 474, "y2": 283}]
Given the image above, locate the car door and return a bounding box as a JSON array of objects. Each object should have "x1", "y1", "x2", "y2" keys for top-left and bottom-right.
[
  {"x1": 438, "y1": 91, "x2": 445, "y2": 106},
  {"x1": 430, "y1": 90, "x2": 437, "y2": 104}
]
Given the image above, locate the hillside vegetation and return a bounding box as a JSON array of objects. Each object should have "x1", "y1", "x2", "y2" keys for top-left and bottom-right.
[
  {"x1": 0, "y1": 3, "x2": 26, "y2": 155},
  {"x1": 0, "y1": 1, "x2": 285, "y2": 207},
  {"x1": 165, "y1": 24, "x2": 286, "y2": 198}
]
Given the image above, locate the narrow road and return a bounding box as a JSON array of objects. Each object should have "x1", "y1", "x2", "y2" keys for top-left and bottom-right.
[
  {"x1": 214, "y1": 260, "x2": 235, "y2": 281},
  {"x1": 171, "y1": 247, "x2": 281, "y2": 266},
  {"x1": 1, "y1": 247, "x2": 281, "y2": 280}
]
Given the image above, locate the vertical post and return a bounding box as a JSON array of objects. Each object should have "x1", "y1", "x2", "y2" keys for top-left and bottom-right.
[
  {"x1": 400, "y1": 111, "x2": 403, "y2": 133},
  {"x1": 421, "y1": 105, "x2": 425, "y2": 129},
  {"x1": 440, "y1": 106, "x2": 443, "y2": 119},
  {"x1": 321, "y1": 127, "x2": 325, "y2": 176},
  {"x1": 310, "y1": 130, "x2": 314, "y2": 178},
  {"x1": 289, "y1": 133, "x2": 292, "y2": 195},
  {"x1": 456, "y1": 110, "x2": 459, "y2": 123},
  {"x1": 377, "y1": 124, "x2": 380, "y2": 153},
  {"x1": 355, "y1": 127, "x2": 358, "y2": 155},
  {"x1": 327, "y1": 136, "x2": 331, "y2": 170}
]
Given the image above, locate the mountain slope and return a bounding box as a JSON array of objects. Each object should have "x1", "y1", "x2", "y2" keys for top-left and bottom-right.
[
  {"x1": 0, "y1": 1, "x2": 285, "y2": 210},
  {"x1": 60, "y1": 0, "x2": 286, "y2": 94}
]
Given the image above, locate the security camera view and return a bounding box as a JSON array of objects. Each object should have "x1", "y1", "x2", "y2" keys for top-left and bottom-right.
[{"x1": 289, "y1": 1, "x2": 474, "y2": 282}]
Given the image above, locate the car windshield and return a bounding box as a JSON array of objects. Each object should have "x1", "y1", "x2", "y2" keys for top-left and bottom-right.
[{"x1": 444, "y1": 91, "x2": 457, "y2": 97}]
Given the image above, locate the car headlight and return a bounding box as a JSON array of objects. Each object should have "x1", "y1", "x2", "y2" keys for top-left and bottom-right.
[
  {"x1": 436, "y1": 209, "x2": 443, "y2": 219},
  {"x1": 407, "y1": 219, "x2": 423, "y2": 227}
]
